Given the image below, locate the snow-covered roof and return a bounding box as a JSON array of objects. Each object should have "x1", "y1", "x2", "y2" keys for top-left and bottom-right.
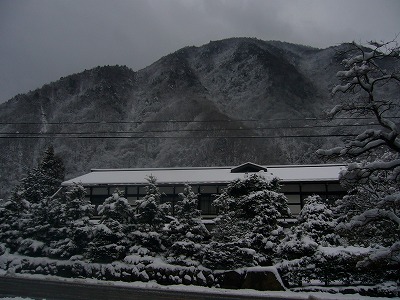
[{"x1": 62, "y1": 164, "x2": 346, "y2": 186}]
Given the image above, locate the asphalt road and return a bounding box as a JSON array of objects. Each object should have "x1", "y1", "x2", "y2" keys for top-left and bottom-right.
[{"x1": 0, "y1": 276, "x2": 304, "y2": 300}]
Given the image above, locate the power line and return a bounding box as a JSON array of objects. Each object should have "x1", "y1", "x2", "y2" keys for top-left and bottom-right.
[
  {"x1": 0, "y1": 122, "x2": 380, "y2": 136},
  {"x1": 0, "y1": 116, "x2": 399, "y2": 126},
  {"x1": 0, "y1": 133, "x2": 359, "y2": 139}
]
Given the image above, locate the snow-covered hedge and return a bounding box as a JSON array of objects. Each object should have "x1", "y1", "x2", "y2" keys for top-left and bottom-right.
[
  {"x1": 277, "y1": 246, "x2": 399, "y2": 287},
  {"x1": 0, "y1": 253, "x2": 215, "y2": 287}
]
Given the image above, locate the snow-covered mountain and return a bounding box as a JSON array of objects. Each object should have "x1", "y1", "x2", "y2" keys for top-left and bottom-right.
[{"x1": 0, "y1": 38, "x2": 394, "y2": 198}]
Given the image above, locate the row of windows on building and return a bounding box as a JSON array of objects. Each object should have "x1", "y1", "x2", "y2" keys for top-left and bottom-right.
[{"x1": 85, "y1": 181, "x2": 346, "y2": 217}]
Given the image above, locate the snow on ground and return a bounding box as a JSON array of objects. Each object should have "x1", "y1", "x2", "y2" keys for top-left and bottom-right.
[
  {"x1": 1, "y1": 298, "x2": 35, "y2": 300},
  {"x1": 1, "y1": 272, "x2": 398, "y2": 300}
]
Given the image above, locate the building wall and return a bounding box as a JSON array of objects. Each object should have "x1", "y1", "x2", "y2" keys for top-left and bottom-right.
[{"x1": 85, "y1": 181, "x2": 346, "y2": 217}]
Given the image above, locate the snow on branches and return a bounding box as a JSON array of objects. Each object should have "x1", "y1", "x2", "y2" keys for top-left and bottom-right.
[
  {"x1": 318, "y1": 39, "x2": 400, "y2": 185},
  {"x1": 318, "y1": 39, "x2": 400, "y2": 271}
]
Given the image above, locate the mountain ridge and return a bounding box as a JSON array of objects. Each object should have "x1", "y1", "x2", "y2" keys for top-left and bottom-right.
[{"x1": 1, "y1": 37, "x2": 397, "y2": 199}]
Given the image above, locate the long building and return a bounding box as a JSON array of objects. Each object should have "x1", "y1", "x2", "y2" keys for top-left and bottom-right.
[{"x1": 62, "y1": 162, "x2": 347, "y2": 217}]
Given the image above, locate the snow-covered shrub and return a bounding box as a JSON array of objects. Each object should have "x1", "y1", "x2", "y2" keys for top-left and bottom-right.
[
  {"x1": 334, "y1": 155, "x2": 400, "y2": 248},
  {"x1": 19, "y1": 195, "x2": 66, "y2": 256},
  {"x1": 48, "y1": 184, "x2": 94, "y2": 259},
  {"x1": 0, "y1": 194, "x2": 30, "y2": 252},
  {"x1": 86, "y1": 193, "x2": 133, "y2": 262},
  {"x1": 166, "y1": 241, "x2": 204, "y2": 266},
  {"x1": 11, "y1": 145, "x2": 65, "y2": 205},
  {"x1": 167, "y1": 184, "x2": 210, "y2": 244},
  {"x1": 297, "y1": 196, "x2": 340, "y2": 245},
  {"x1": 332, "y1": 159, "x2": 400, "y2": 277},
  {"x1": 129, "y1": 231, "x2": 164, "y2": 255},
  {"x1": 98, "y1": 191, "x2": 134, "y2": 225},
  {"x1": 277, "y1": 233, "x2": 318, "y2": 261},
  {"x1": 278, "y1": 246, "x2": 397, "y2": 287},
  {"x1": 202, "y1": 241, "x2": 257, "y2": 270},
  {"x1": 212, "y1": 173, "x2": 290, "y2": 265},
  {"x1": 277, "y1": 195, "x2": 340, "y2": 260},
  {"x1": 0, "y1": 146, "x2": 65, "y2": 255},
  {"x1": 136, "y1": 176, "x2": 170, "y2": 232},
  {"x1": 17, "y1": 239, "x2": 46, "y2": 257},
  {"x1": 87, "y1": 222, "x2": 128, "y2": 263},
  {"x1": 165, "y1": 184, "x2": 209, "y2": 265}
]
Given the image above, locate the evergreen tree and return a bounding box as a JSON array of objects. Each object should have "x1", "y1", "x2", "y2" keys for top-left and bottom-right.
[
  {"x1": 0, "y1": 189, "x2": 30, "y2": 252},
  {"x1": 12, "y1": 145, "x2": 65, "y2": 204},
  {"x1": 136, "y1": 176, "x2": 169, "y2": 231},
  {"x1": 0, "y1": 146, "x2": 66, "y2": 255},
  {"x1": 166, "y1": 184, "x2": 210, "y2": 266},
  {"x1": 277, "y1": 195, "x2": 340, "y2": 260},
  {"x1": 48, "y1": 184, "x2": 94, "y2": 259},
  {"x1": 168, "y1": 184, "x2": 209, "y2": 243},
  {"x1": 209, "y1": 173, "x2": 290, "y2": 267},
  {"x1": 87, "y1": 191, "x2": 133, "y2": 263},
  {"x1": 19, "y1": 194, "x2": 64, "y2": 256},
  {"x1": 39, "y1": 145, "x2": 65, "y2": 183},
  {"x1": 131, "y1": 176, "x2": 170, "y2": 255}
]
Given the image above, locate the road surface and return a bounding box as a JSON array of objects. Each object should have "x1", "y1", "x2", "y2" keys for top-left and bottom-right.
[{"x1": 0, "y1": 276, "x2": 303, "y2": 300}]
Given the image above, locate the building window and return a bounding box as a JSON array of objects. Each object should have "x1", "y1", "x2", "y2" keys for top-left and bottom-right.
[
  {"x1": 159, "y1": 186, "x2": 174, "y2": 194},
  {"x1": 199, "y1": 195, "x2": 217, "y2": 215},
  {"x1": 138, "y1": 186, "x2": 147, "y2": 195},
  {"x1": 280, "y1": 184, "x2": 300, "y2": 193},
  {"x1": 127, "y1": 186, "x2": 138, "y2": 195},
  {"x1": 327, "y1": 183, "x2": 345, "y2": 192},
  {"x1": 302, "y1": 183, "x2": 326, "y2": 193},
  {"x1": 92, "y1": 187, "x2": 108, "y2": 195},
  {"x1": 200, "y1": 185, "x2": 218, "y2": 194},
  {"x1": 288, "y1": 204, "x2": 301, "y2": 215},
  {"x1": 286, "y1": 194, "x2": 301, "y2": 204}
]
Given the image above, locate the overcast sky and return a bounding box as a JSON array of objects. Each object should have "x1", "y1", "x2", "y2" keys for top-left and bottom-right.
[{"x1": 1, "y1": 0, "x2": 399, "y2": 104}]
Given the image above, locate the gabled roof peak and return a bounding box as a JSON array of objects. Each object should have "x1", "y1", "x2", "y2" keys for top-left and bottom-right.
[{"x1": 230, "y1": 162, "x2": 267, "y2": 173}]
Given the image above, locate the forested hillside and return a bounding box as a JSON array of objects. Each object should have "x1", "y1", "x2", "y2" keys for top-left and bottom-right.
[{"x1": 1, "y1": 38, "x2": 398, "y2": 199}]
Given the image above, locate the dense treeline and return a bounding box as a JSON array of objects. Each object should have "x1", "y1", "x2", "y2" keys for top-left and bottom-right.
[{"x1": 0, "y1": 146, "x2": 398, "y2": 296}]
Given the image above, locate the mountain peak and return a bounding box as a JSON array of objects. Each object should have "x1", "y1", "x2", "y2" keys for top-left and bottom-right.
[{"x1": 1, "y1": 38, "x2": 397, "y2": 199}]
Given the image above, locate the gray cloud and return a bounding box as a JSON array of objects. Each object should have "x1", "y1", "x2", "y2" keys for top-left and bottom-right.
[{"x1": 1, "y1": 0, "x2": 399, "y2": 103}]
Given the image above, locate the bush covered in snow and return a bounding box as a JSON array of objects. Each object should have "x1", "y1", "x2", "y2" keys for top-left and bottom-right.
[
  {"x1": 212, "y1": 173, "x2": 290, "y2": 266},
  {"x1": 49, "y1": 184, "x2": 94, "y2": 259},
  {"x1": 165, "y1": 184, "x2": 210, "y2": 266},
  {"x1": 278, "y1": 245, "x2": 399, "y2": 288},
  {"x1": 87, "y1": 192, "x2": 133, "y2": 263},
  {"x1": 202, "y1": 241, "x2": 258, "y2": 270},
  {"x1": 167, "y1": 184, "x2": 210, "y2": 244},
  {"x1": 136, "y1": 176, "x2": 170, "y2": 232},
  {"x1": 277, "y1": 195, "x2": 340, "y2": 260}
]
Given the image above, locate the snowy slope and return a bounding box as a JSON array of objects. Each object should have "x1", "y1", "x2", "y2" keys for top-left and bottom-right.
[{"x1": 0, "y1": 38, "x2": 398, "y2": 199}]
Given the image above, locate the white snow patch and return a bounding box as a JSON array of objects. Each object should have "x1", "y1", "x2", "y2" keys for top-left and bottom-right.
[{"x1": 0, "y1": 273, "x2": 396, "y2": 300}]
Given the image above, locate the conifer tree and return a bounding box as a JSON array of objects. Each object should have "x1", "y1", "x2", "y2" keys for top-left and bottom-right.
[
  {"x1": 168, "y1": 184, "x2": 209, "y2": 243},
  {"x1": 12, "y1": 145, "x2": 65, "y2": 204},
  {"x1": 131, "y1": 176, "x2": 170, "y2": 255},
  {"x1": 87, "y1": 191, "x2": 133, "y2": 262},
  {"x1": 206, "y1": 173, "x2": 290, "y2": 268},
  {"x1": 166, "y1": 184, "x2": 209, "y2": 266},
  {"x1": 0, "y1": 189, "x2": 30, "y2": 252},
  {"x1": 0, "y1": 145, "x2": 66, "y2": 255},
  {"x1": 136, "y1": 176, "x2": 169, "y2": 231},
  {"x1": 277, "y1": 195, "x2": 340, "y2": 260},
  {"x1": 49, "y1": 184, "x2": 94, "y2": 259}
]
